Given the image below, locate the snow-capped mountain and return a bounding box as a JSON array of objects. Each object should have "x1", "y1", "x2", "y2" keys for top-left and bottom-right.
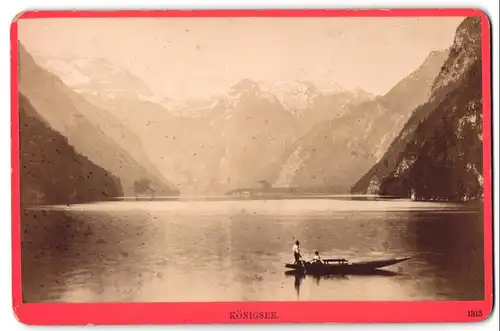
[
  {"x1": 31, "y1": 54, "x2": 382, "y2": 195},
  {"x1": 215, "y1": 79, "x2": 373, "y2": 116},
  {"x1": 38, "y1": 56, "x2": 154, "y2": 99},
  {"x1": 36, "y1": 55, "x2": 373, "y2": 120},
  {"x1": 259, "y1": 80, "x2": 322, "y2": 113},
  {"x1": 19, "y1": 47, "x2": 179, "y2": 197}
]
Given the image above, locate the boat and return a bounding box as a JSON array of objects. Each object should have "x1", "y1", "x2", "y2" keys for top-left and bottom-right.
[
  {"x1": 284, "y1": 268, "x2": 400, "y2": 278},
  {"x1": 284, "y1": 256, "x2": 411, "y2": 275}
]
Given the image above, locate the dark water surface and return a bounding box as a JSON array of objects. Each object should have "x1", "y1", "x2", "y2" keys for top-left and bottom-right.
[{"x1": 21, "y1": 198, "x2": 484, "y2": 302}]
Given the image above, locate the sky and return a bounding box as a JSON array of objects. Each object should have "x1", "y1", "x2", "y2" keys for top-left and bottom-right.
[{"x1": 18, "y1": 16, "x2": 465, "y2": 99}]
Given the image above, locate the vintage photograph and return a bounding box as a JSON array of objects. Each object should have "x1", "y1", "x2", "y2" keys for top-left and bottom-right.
[{"x1": 16, "y1": 14, "x2": 485, "y2": 303}]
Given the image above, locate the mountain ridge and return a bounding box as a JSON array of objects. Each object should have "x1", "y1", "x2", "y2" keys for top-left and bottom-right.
[
  {"x1": 272, "y1": 47, "x2": 449, "y2": 191},
  {"x1": 19, "y1": 43, "x2": 180, "y2": 197},
  {"x1": 34, "y1": 56, "x2": 374, "y2": 194},
  {"x1": 36, "y1": 55, "x2": 373, "y2": 118},
  {"x1": 29, "y1": 43, "x2": 452, "y2": 196}
]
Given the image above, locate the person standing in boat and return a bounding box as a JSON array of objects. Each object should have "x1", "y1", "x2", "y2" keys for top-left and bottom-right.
[{"x1": 293, "y1": 240, "x2": 303, "y2": 265}]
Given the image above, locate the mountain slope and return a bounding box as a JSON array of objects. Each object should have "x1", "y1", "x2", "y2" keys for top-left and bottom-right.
[
  {"x1": 378, "y1": 50, "x2": 451, "y2": 114},
  {"x1": 137, "y1": 79, "x2": 300, "y2": 194},
  {"x1": 274, "y1": 49, "x2": 449, "y2": 190},
  {"x1": 39, "y1": 56, "x2": 154, "y2": 98},
  {"x1": 82, "y1": 93, "x2": 218, "y2": 194},
  {"x1": 207, "y1": 79, "x2": 299, "y2": 192},
  {"x1": 19, "y1": 93, "x2": 123, "y2": 205},
  {"x1": 351, "y1": 17, "x2": 483, "y2": 201},
  {"x1": 18, "y1": 43, "x2": 179, "y2": 196},
  {"x1": 370, "y1": 50, "x2": 451, "y2": 159}
]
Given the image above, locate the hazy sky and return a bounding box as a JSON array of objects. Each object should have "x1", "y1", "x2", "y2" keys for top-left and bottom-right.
[{"x1": 18, "y1": 16, "x2": 465, "y2": 99}]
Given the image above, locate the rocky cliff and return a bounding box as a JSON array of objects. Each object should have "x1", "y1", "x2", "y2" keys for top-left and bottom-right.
[{"x1": 352, "y1": 17, "x2": 484, "y2": 201}]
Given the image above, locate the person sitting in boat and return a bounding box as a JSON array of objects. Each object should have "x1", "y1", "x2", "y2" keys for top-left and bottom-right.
[
  {"x1": 293, "y1": 240, "x2": 303, "y2": 265},
  {"x1": 311, "y1": 251, "x2": 323, "y2": 264}
]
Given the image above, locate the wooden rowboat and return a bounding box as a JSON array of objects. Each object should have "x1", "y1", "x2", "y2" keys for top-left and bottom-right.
[{"x1": 284, "y1": 256, "x2": 411, "y2": 275}]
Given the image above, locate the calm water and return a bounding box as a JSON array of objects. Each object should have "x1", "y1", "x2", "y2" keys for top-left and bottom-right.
[{"x1": 21, "y1": 198, "x2": 484, "y2": 302}]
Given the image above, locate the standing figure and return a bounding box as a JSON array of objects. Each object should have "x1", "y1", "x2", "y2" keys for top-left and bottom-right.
[{"x1": 293, "y1": 240, "x2": 303, "y2": 265}]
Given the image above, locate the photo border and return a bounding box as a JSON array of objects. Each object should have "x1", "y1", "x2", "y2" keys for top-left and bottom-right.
[{"x1": 10, "y1": 8, "x2": 494, "y2": 325}]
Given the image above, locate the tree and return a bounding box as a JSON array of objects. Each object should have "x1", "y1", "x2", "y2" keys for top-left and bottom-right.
[
  {"x1": 133, "y1": 178, "x2": 156, "y2": 201},
  {"x1": 258, "y1": 180, "x2": 272, "y2": 191}
]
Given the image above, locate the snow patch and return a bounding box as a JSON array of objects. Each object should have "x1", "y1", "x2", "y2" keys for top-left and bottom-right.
[
  {"x1": 42, "y1": 58, "x2": 91, "y2": 86},
  {"x1": 260, "y1": 80, "x2": 321, "y2": 112}
]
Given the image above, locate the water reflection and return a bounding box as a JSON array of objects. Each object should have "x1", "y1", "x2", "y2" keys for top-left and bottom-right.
[
  {"x1": 404, "y1": 210, "x2": 484, "y2": 300},
  {"x1": 284, "y1": 270, "x2": 399, "y2": 300}
]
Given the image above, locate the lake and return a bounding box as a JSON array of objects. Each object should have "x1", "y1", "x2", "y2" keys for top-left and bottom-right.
[{"x1": 20, "y1": 197, "x2": 484, "y2": 303}]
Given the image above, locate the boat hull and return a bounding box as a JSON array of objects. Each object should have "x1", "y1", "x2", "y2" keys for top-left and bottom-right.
[{"x1": 284, "y1": 256, "x2": 411, "y2": 275}]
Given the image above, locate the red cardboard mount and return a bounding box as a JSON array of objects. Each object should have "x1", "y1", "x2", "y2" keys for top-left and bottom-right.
[{"x1": 11, "y1": 8, "x2": 493, "y2": 325}]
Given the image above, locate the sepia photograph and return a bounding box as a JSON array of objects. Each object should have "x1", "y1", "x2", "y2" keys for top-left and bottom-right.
[{"x1": 14, "y1": 13, "x2": 488, "y2": 306}]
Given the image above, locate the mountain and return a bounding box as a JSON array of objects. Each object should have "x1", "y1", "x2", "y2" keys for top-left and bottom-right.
[
  {"x1": 261, "y1": 80, "x2": 322, "y2": 112},
  {"x1": 120, "y1": 78, "x2": 301, "y2": 194},
  {"x1": 35, "y1": 70, "x2": 299, "y2": 194},
  {"x1": 259, "y1": 80, "x2": 372, "y2": 114},
  {"x1": 232, "y1": 80, "x2": 374, "y2": 136},
  {"x1": 18, "y1": 44, "x2": 180, "y2": 197},
  {"x1": 36, "y1": 55, "x2": 217, "y2": 194},
  {"x1": 33, "y1": 55, "x2": 396, "y2": 196},
  {"x1": 205, "y1": 79, "x2": 299, "y2": 192},
  {"x1": 84, "y1": 94, "x2": 220, "y2": 194},
  {"x1": 39, "y1": 55, "x2": 221, "y2": 116},
  {"x1": 38, "y1": 56, "x2": 370, "y2": 119},
  {"x1": 351, "y1": 17, "x2": 483, "y2": 201},
  {"x1": 270, "y1": 81, "x2": 375, "y2": 136},
  {"x1": 19, "y1": 93, "x2": 123, "y2": 206},
  {"x1": 40, "y1": 57, "x2": 370, "y2": 133},
  {"x1": 132, "y1": 78, "x2": 300, "y2": 194},
  {"x1": 273, "y1": 49, "x2": 449, "y2": 191},
  {"x1": 372, "y1": 50, "x2": 451, "y2": 158},
  {"x1": 39, "y1": 56, "x2": 154, "y2": 99},
  {"x1": 35, "y1": 56, "x2": 367, "y2": 195}
]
